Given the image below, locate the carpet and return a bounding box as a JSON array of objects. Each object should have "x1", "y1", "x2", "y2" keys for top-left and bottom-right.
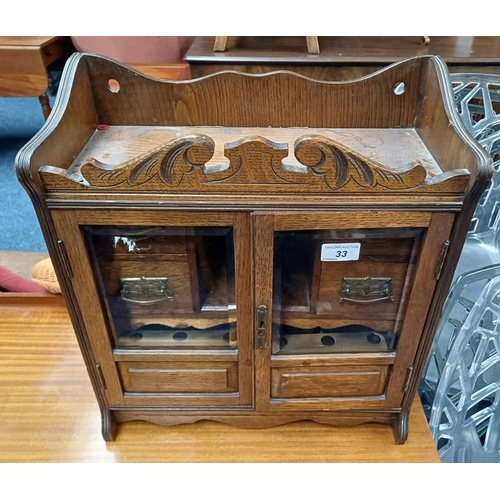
[{"x1": 0, "y1": 96, "x2": 48, "y2": 252}]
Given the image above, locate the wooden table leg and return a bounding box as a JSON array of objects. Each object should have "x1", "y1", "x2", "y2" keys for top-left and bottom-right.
[{"x1": 38, "y1": 93, "x2": 51, "y2": 119}]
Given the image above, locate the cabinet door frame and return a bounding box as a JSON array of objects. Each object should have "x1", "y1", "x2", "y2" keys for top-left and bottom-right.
[
  {"x1": 253, "y1": 210, "x2": 455, "y2": 411},
  {"x1": 51, "y1": 209, "x2": 254, "y2": 409}
]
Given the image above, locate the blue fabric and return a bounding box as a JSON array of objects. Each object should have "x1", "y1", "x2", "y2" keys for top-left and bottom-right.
[{"x1": 0, "y1": 97, "x2": 47, "y2": 251}]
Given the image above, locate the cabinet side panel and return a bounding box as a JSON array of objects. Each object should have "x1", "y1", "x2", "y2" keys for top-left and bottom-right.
[
  {"x1": 28, "y1": 57, "x2": 98, "y2": 175},
  {"x1": 416, "y1": 57, "x2": 492, "y2": 190}
]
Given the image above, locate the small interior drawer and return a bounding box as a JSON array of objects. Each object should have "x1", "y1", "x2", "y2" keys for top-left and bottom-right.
[
  {"x1": 118, "y1": 361, "x2": 238, "y2": 394},
  {"x1": 317, "y1": 262, "x2": 409, "y2": 316},
  {"x1": 100, "y1": 259, "x2": 194, "y2": 312},
  {"x1": 271, "y1": 364, "x2": 390, "y2": 398}
]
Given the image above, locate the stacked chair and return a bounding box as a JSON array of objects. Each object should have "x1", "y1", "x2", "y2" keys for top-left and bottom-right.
[{"x1": 419, "y1": 73, "x2": 500, "y2": 462}]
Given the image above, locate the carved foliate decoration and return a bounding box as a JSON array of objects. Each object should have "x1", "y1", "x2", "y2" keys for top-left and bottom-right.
[
  {"x1": 82, "y1": 135, "x2": 215, "y2": 188},
  {"x1": 205, "y1": 136, "x2": 294, "y2": 185},
  {"x1": 294, "y1": 135, "x2": 428, "y2": 190},
  {"x1": 38, "y1": 133, "x2": 470, "y2": 195},
  {"x1": 39, "y1": 135, "x2": 215, "y2": 190}
]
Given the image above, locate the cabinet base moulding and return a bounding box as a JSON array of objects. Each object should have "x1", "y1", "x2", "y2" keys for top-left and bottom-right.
[{"x1": 112, "y1": 409, "x2": 400, "y2": 433}]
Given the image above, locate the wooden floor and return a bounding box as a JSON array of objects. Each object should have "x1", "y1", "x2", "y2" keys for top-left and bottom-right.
[{"x1": 0, "y1": 303, "x2": 440, "y2": 462}]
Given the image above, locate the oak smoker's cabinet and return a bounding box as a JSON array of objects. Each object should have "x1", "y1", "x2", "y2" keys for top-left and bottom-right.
[{"x1": 16, "y1": 54, "x2": 491, "y2": 443}]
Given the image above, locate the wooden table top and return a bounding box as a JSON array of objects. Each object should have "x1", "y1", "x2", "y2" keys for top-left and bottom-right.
[
  {"x1": 0, "y1": 36, "x2": 73, "y2": 98},
  {"x1": 0, "y1": 36, "x2": 60, "y2": 48},
  {"x1": 0, "y1": 302, "x2": 440, "y2": 462},
  {"x1": 186, "y1": 36, "x2": 500, "y2": 65}
]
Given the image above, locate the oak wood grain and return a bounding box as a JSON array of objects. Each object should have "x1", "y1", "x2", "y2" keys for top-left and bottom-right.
[
  {"x1": 28, "y1": 57, "x2": 98, "y2": 174},
  {"x1": 50, "y1": 211, "x2": 124, "y2": 406},
  {"x1": 233, "y1": 212, "x2": 254, "y2": 405},
  {"x1": 269, "y1": 396, "x2": 386, "y2": 411},
  {"x1": 43, "y1": 191, "x2": 466, "y2": 210},
  {"x1": 73, "y1": 210, "x2": 234, "y2": 227},
  {"x1": 113, "y1": 350, "x2": 238, "y2": 362},
  {"x1": 273, "y1": 211, "x2": 431, "y2": 230},
  {"x1": 40, "y1": 128, "x2": 468, "y2": 195},
  {"x1": 77, "y1": 53, "x2": 427, "y2": 128},
  {"x1": 18, "y1": 53, "x2": 490, "y2": 199},
  {"x1": 253, "y1": 215, "x2": 274, "y2": 411},
  {"x1": 65, "y1": 127, "x2": 445, "y2": 178},
  {"x1": 121, "y1": 393, "x2": 242, "y2": 408},
  {"x1": 271, "y1": 365, "x2": 389, "y2": 398},
  {"x1": 118, "y1": 361, "x2": 238, "y2": 393},
  {"x1": 189, "y1": 63, "x2": 387, "y2": 80},
  {"x1": 270, "y1": 352, "x2": 395, "y2": 368},
  {"x1": 0, "y1": 303, "x2": 439, "y2": 462}
]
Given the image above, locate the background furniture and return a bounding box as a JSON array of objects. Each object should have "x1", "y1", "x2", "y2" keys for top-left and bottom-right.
[
  {"x1": 128, "y1": 64, "x2": 190, "y2": 81},
  {"x1": 419, "y1": 73, "x2": 500, "y2": 462},
  {"x1": 186, "y1": 36, "x2": 500, "y2": 80},
  {"x1": 214, "y1": 36, "x2": 320, "y2": 54},
  {"x1": 425, "y1": 265, "x2": 500, "y2": 463},
  {"x1": 71, "y1": 36, "x2": 195, "y2": 64},
  {"x1": 0, "y1": 36, "x2": 74, "y2": 118},
  {"x1": 16, "y1": 53, "x2": 490, "y2": 443}
]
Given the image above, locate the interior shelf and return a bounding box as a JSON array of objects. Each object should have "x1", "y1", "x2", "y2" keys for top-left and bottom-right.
[
  {"x1": 273, "y1": 323, "x2": 396, "y2": 355},
  {"x1": 119, "y1": 322, "x2": 237, "y2": 349}
]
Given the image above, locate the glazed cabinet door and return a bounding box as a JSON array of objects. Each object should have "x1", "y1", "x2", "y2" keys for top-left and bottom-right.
[
  {"x1": 51, "y1": 210, "x2": 253, "y2": 409},
  {"x1": 254, "y1": 211, "x2": 455, "y2": 412}
]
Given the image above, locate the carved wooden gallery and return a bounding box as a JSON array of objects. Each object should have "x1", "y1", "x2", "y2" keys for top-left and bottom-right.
[{"x1": 16, "y1": 53, "x2": 491, "y2": 442}]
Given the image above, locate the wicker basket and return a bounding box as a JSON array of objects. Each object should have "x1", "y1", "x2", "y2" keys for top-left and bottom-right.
[{"x1": 32, "y1": 257, "x2": 61, "y2": 294}]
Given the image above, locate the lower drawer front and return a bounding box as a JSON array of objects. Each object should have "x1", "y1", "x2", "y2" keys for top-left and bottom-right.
[
  {"x1": 271, "y1": 365, "x2": 389, "y2": 398},
  {"x1": 118, "y1": 361, "x2": 238, "y2": 393}
]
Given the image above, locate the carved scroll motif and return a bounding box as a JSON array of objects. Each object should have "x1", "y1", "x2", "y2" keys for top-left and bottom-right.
[
  {"x1": 38, "y1": 133, "x2": 469, "y2": 195},
  {"x1": 81, "y1": 134, "x2": 215, "y2": 188},
  {"x1": 294, "y1": 135, "x2": 428, "y2": 191},
  {"x1": 38, "y1": 134, "x2": 215, "y2": 190}
]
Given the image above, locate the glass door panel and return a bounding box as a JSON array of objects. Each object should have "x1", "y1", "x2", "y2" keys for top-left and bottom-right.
[
  {"x1": 272, "y1": 227, "x2": 424, "y2": 355},
  {"x1": 85, "y1": 225, "x2": 236, "y2": 349}
]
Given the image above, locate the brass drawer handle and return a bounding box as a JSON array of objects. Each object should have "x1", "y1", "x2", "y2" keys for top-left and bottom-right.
[
  {"x1": 339, "y1": 276, "x2": 394, "y2": 304},
  {"x1": 120, "y1": 276, "x2": 174, "y2": 305}
]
